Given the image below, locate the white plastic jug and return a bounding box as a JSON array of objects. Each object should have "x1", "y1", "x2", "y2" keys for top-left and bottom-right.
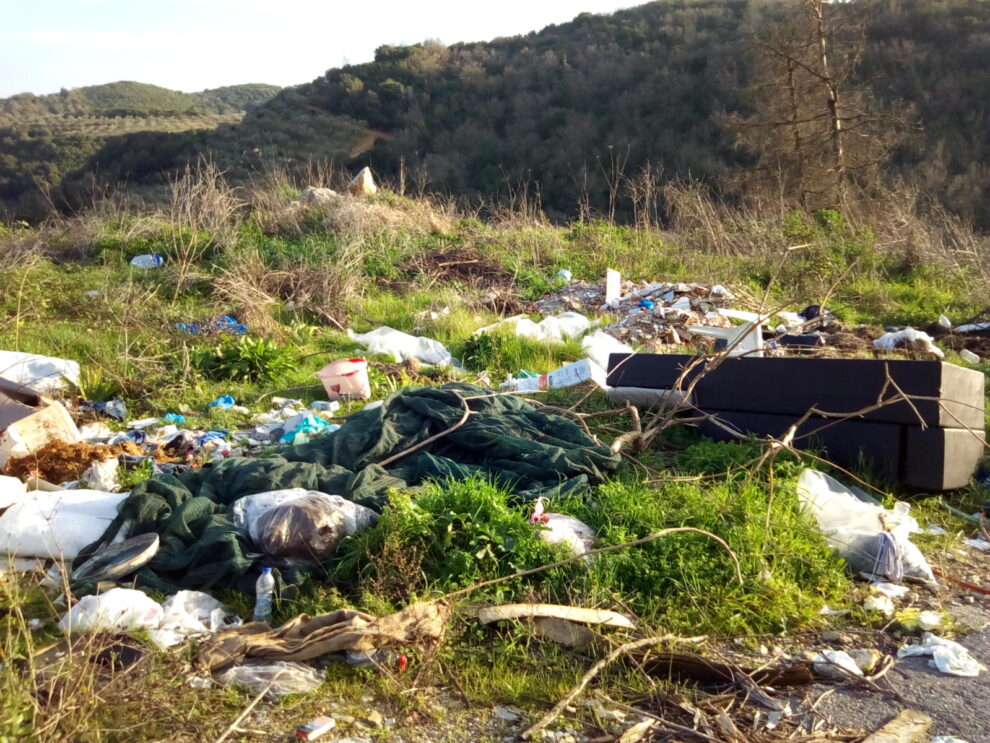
[{"x1": 316, "y1": 358, "x2": 371, "y2": 400}]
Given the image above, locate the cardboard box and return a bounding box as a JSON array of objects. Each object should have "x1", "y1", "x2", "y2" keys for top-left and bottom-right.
[{"x1": 0, "y1": 378, "x2": 80, "y2": 471}]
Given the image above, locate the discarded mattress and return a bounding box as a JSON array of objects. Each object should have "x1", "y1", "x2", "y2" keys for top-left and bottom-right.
[{"x1": 78, "y1": 384, "x2": 620, "y2": 594}]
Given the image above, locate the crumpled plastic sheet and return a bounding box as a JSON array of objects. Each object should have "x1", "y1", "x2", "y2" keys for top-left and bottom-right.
[
  {"x1": 216, "y1": 660, "x2": 324, "y2": 699},
  {"x1": 897, "y1": 632, "x2": 985, "y2": 677},
  {"x1": 873, "y1": 327, "x2": 944, "y2": 359},
  {"x1": 59, "y1": 587, "x2": 238, "y2": 650},
  {"x1": 0, "y1": 350, "x2": 80, "y2": 393},
  {"x1": 348, "y1": 326, "x2": 452, "y2": 366}
]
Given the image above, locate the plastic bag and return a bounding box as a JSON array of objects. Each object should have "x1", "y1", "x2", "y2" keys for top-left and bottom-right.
[
  {"x1": 511, "y1": 312, "x2": 591, "y2": 343},
  {"x1": 348, "y1": 326, "x2": 451, "y2": 366},
  {"x1": 0, "y1": 350, "x2": 81, "y2": 393},
  {"x1": 217, "y1": 661, "x2": 324, "y2": 699},
  {"x1": 232, "y1": 489, "x2": 377, "y2": 567},
  {"x1": 873, "y1": 328, "x2": 944, "y2": 359},
  {"x1": 148, "y1": 590, "x2": 237, "y2": 649},
  {"x1": 797, "y1": 469, "x2": 935, "y2": 584},
  {"x1": 0, "y1": 489, "x2": 129, "y2": 560},
  {"x1": 897, "y1": 632, "x2": 984, "y2": 677},
  {"x1": 59, "y1": 588, "x2": 164, "y2": 634},
  {"x1": 580, "y1": 330, "x2": 635, "y2": 372}
]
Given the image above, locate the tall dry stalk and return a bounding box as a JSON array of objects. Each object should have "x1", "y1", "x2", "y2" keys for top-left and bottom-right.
[{"x1": 165, "y1": 158, "x2": 243, "y2": 290}]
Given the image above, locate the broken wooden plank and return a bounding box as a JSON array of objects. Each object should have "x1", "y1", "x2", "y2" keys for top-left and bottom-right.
[{"x1": 861, "y1": 710, "x2": 932, "y2": 743}]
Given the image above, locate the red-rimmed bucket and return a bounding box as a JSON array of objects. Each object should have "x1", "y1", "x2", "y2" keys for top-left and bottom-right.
[{"x1": 316, "y1": 358, "x2": 371, "y2": 400}]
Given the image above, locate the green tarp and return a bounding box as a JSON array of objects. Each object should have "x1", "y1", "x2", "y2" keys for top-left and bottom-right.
[{"x1": 77, "y1": 383, "x2": 620, "y2": 594}]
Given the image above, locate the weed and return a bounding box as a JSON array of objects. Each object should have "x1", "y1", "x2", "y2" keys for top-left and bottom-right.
[{"x1": 192, "y1": 335, "x2": 295, "y2": 383}]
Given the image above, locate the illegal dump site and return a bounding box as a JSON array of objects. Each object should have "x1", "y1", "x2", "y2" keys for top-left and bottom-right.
[{"x1": 1, "y1": 169, "x2": 989, "y2": 743}]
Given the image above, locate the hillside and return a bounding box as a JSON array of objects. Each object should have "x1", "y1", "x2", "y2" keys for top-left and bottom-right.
[
  {"x1": 2, "y1": 0, "x2": 990, "y2": 228},
  {"x1": 0, "y1": 82, "x2": 280, "y2": 217}
]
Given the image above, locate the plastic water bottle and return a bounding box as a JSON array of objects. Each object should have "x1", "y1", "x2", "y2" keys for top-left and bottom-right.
[
  {"x1": 253, "y1": 567, "x2": 275, "y2": 623},
  {"x1": 130, "y1": 253, "x2": 164, "y2": 269}
]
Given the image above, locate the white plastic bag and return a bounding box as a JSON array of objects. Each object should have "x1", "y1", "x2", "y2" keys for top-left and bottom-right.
[
  {"x1": 512, "y1": 312, "x2": 591, "y2": 343},
  {"x1": 813, "y1": 650, "x2": 863, "y2": 678},
  {"x1": 148, "y1": 590, "x2": 234, "y2": 649},
  {"x1": 348, "y1": 326, "x2": 451, "y2": 366},
  {"x1": 59, "y1": 587, "x2": 163, "y2": 634},
  {"x1": 0, "y1": 489, "x2": 128, "y2": 560},
  {"x1": 217, "y1": 661, "x2": 324, "y2": 699},
  {"x1": 897, "y1": 632, "x2": 984, "y2": 677},
  {"x1": 0, "y1": 350, "x2": 80, "y2": 392},
  {"x1": 873, "y1": 328, "x2": 944, "y2": 359},
  {"x1": 797, "y1": 469, "x2": 934, "y2": 584},
  {"x1": 81, "y1": 458, "x2": 120, "y2": 492},
  {"x1": 580, "y1": 330, "x2": 635, "y2": 372}
]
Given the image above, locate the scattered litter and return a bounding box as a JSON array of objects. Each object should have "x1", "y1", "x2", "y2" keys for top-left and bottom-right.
[
  {"x1": 555, "y1": 269, "x2": 573, "y2": 283},
  {"x1": 938, "y1": 314, "x2": 953, "y2": 330},
  {"x1": 797, "y1": 469, "x2": 935, "y2": 584},
  {"x1": 148, "y1": 590, "x2": 237, "y2": 649},
  {"x1": 59, "y1": 587, "x2": 164, "y2": 634},
  {"x1": 278, "y1": 412, "x2": 339, "y2": 445},
  {"x1": 217, "y1": 660, "x2": 324, "y2": 699},
  {"x1": 530, "y1": 497, "x2": 595, "y2": 557},
  {"x1": 819, "y1": 605, "x2": 851, "y2": 616},
  {"x1": 130, "y1": 254, "x2": 164, "y2": 269},
  {"x1": 163, "y1": 412, "x2": 185, "y2": 423},
  {"x1": 870, "y1": 582, "x2": 910, "y2": 598},
  {"x1": 954, "y1": 322, "x2": 990, "y2": 333},
  {"x1": 959, "y1": 348, "x2": 981, "y2": 364},
  {"x1": 873, "y1": 328, "x2": 944, "y2": 359},
  {"x1": 348, "y1": 327, "x2": 451, "y2": 366},
  {"x1": 813, "y1": 650, "x2": 863, "y2": 678},
  {"x1": 175, "y1": 315, "x2": 247, "y2": 336},
  {"x1": 863, "y1": 595, "x2": 895, "y2": 616},
  {"x1": 931, "y1": 737, "x2": 972, "y2": 743},
  {"x1": 79, "y1": 399, "x2": 128, "y2": 421},
  {"x1": 918, "y1": 610, "x2": 946, "y2": 631},
  {"x1": 208, "y1": 395, "x2": 235, "y2": 410},
  {"x1": 296, "y1": 715, "x2": 337, "y2": 740},
  {"x1": 72, "y1": 533, "x2": 160, "y2": 583},
  {"x1": 81, "y1": 458, "x2": 120, "y2": 491},
  {"x1": 494, "y1": 705, "x2": 524, "y2": 723},
  {"x1": 964, "y1": 538, "x2": 990, "y2": 552},
  {"x1": 316, "y1": 358, "x2": 371, "y2": 400},
  {"x1": 897, "y1": 632, "x2": 984, "y2": 676},
  {"x1": 925, "y1": 524, "x2": 949, "y2": 536},
  {"x1": 127, "y1": 417, "x2": 159, "y2": 430},
  {"x1": 502, "y1": 357, "x2": 607, "y2": 392}
]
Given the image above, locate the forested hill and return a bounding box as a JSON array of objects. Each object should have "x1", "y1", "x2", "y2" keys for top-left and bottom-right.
[
  {"x1": 3, "y1": 0, "x2": 990, "y2": 228},
  {"x1": 0, "y1": 82, "x2": 281, "y2": 121}
]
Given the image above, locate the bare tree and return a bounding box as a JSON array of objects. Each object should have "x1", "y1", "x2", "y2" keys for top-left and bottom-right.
[{"x1": 729, "y1": 0, "x2": 908, "y2": 210}]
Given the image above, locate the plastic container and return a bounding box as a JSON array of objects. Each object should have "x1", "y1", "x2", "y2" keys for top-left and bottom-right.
[
  {"x1": 316, "y1": 358, "x2": 371, "y2": 401},
  {"x1": 253, "y1": 567, "x2": 275, "y2": 623}
]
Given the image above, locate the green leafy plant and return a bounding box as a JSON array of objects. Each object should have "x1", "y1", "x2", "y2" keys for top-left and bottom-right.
[{"x1": 191, "y1": 335, "x2": 295, "y2": 382}]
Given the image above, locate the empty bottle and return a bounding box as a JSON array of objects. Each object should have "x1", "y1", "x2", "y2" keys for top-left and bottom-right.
[
  {"x1": 129, "y1": 253, "x2": 164, "y2": 269},
  {"x1": 253, "y1": 567, "x2": 275, "y2": 623}
]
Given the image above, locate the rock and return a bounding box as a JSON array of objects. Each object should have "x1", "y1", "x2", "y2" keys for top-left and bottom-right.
[
  {"x1": 348, "y1": 167, "x2": 378, "y2": 196},
  {"x1": 299, "y1": 186, "x2": 339, "y2": 205},
  {"x1": 821, "y1": 630, "x2": 848, "y2": 644},
  {"x1": 494, "y1": 705, "x2": 523, "y2": 723}
]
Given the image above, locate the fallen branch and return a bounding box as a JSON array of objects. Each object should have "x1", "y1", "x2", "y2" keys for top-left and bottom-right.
[
  {"x1": 521, "y1": 636, "x2": 674, "y2": 740},
  {"x1": 376, "y1": 390, "x2": 472, "y2": 467}
]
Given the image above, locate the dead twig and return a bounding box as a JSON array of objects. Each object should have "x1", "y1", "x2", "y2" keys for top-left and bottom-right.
[
  {"x1": 375, "y1": 391, "x2": 472, "y2": 467},
  {"x1": 522, "y1": 636, "x2": 675, "y2": 740}
]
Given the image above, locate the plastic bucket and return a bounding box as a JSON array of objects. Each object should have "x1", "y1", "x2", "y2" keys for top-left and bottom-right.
[{"x1": 316, "y1": 358, "x2": 371, "y2": 400}]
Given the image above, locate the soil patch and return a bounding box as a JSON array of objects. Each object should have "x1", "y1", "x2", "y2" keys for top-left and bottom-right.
[
  {"x1": 4, "y1": 439, "x2": 147, "y2": 483},
  {"x1": 396, "y1": 247, "x2": 519, "y2": 293}
]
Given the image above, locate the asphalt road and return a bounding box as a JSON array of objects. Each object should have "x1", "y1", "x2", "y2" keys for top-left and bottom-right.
[{"x1": 813, "y1": 610, "x2": 990, "y2": 741}]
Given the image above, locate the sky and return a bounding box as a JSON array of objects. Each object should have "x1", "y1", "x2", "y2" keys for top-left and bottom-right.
[{"x1": 0, "y1": 0, "x2": 635, "y2": 97}]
